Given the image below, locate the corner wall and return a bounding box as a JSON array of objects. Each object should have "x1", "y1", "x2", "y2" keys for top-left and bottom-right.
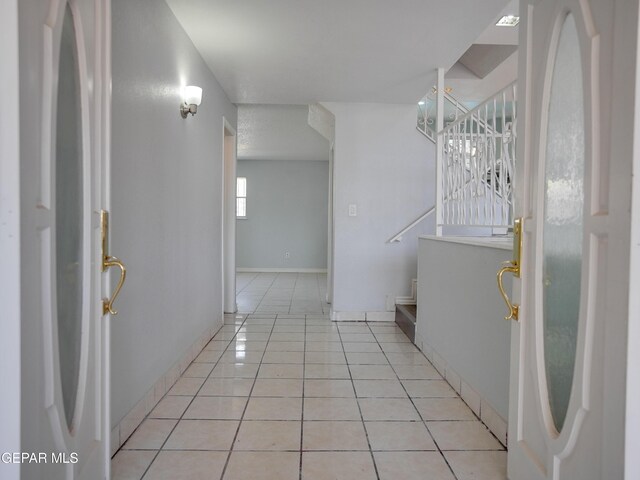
[
  {"x1": 110, "y1": 0, "x2": 236, "y2": 431},
  {"x1": 416, "y1": 237, "x2": 512, "y2": 443},
  {"x1": 324, "y1": 103, "x2": 435, "y2": 318}
]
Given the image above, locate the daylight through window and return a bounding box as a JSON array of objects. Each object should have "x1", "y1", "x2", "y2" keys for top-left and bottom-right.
[{"x1": 236, "y1": 177, "x2": 247, "y2": 218}]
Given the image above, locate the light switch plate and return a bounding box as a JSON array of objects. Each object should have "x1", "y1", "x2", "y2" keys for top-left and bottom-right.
[{"x1": 348, "y1": 204, "x2": 357, "y2": 217}]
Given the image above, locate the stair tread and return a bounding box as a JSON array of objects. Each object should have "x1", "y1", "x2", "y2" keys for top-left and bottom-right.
[
  {"x1": 396, "y1": 304, "x2": 417, "y2": 321},
  {"x1": 395, "y1": 305, "x2": 416, "y2": 344}
]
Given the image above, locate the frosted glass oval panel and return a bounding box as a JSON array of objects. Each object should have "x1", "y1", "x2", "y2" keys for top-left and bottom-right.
[
  {"x1": 542, "y1": 13, "x2": 585, "y2": 433},
  {"x1": 55, "y1": 4, "x2": 84, "y2": 432}
]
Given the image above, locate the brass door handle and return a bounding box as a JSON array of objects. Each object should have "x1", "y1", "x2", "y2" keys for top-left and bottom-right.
[
  {"x1": 497, "y1": 263, "x2": 519, "y2": 320},
  {"x1": 496, "y1": 217, "x2": 523, "y2": 321},
  {"x1": 103, "y1": 255, "x2": 127, "y2": 315},
  {"x1": 100, "y1": 210, "x2": 127, "y2": 316}
]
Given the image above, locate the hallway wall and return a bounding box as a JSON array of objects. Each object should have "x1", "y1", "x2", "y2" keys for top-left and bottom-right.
[
  {"x1": 236, "y1": 159, "x2": 329, "y2": 270},
  {"x1": 1, "y1": 1, "x2": 20, "y2": 477},
  {"x1": 324, "y1": 103, "x2": 435, "y2": 317},
  {"x1": 111, "y1": 0, "x2": 236, "y2": 429}
]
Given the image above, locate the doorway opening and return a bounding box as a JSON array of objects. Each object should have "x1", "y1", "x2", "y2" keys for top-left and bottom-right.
[{"x1": 234, "y1": 104, "x2": 331, "y2": 315}]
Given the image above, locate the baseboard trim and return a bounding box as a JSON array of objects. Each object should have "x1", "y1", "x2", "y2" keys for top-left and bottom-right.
[
  {"x1": 110, "y1": 316, "x2": 224, "y2": 457},
  {"x1": 237, "y1": 268, "x2": 328, "y2": 273},
  {"x1": 395, "y1": 278, "x2": 418, "y2": 305},
  {"x1": 330, "y1": 310, "x2": 395, "y2": 322},
  {"x1": 414, "y1": 331, "x2": 507, "y2": 446},
  {"x1": 394, "y1": 296, "x2": 415, "y2": 305}
]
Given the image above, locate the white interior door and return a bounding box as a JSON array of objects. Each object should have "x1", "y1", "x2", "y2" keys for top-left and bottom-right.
[
  {"x1": 33, "y1": 0, "x2": 113, "y2": 478},
  {"x1": 507, "y1": 0, "x2": 635, "y2": 479}
]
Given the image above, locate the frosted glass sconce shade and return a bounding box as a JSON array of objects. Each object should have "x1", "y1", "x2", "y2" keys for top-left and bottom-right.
[{"x1": 180, "y1": 85, "x2": 203, "y2": 118}]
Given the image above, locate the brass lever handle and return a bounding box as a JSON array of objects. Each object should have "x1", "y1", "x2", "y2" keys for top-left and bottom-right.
[
  {"x1": 100, "y1": 210, "x2": 127, "y2": 316},
  {"x1": 103, "y1": 255, "x2": 127, "y2": 315},
  {"x1": 496, "y1": 217, "x2": 523, "y2": 321},
  {"x1": 497, "y1": 263, "x2": 519, "y2": 320}
]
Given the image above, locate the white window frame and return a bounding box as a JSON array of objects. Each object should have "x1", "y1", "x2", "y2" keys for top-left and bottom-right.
[{"x1": 236, "y1": 176, "x2": 247, "y2": 219}]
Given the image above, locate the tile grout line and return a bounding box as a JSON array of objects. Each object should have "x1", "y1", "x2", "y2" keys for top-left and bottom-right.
[
  {"x1": 218, "y1": 313, "x2": 278, "y2": 480},
  {"x1": 365, "y1": 322, "x2": 463, "y2": 480},
  {"x1": 126, "y1": 321, "x2": 488, "y2": 479},
  {"x1": 387, "y1": 331, "x2": 508, "y2": 449},
  {"x1": 120, "y1": 303, "x2": 504, "y2": 479},
  {"x1": 236, "y1": 272, "x2": 262, "y2": 313},
  {"x1": 289, "y1": 272, "x2": 298, "y2": 317},
  {"x1": 236, "y1": 272, "x2": 259, "y2": 295},
  {"x1": 298, "y1": 314, "x2": 307, "y2": 480},
  {"x1": 135, "y1": 314, "x2": 247, "y2": 479},
  {"x1": 336, "y1": 322, "x2": 382, "y2": 480},
  {"x1": 113, "y1": 274, "x2": 327, "y2": 478},
  {"x1": 244, "y1": 272, "x2": 279, "y2": 315}
]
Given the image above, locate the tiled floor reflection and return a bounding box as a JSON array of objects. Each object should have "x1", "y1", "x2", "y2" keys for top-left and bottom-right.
[
  {"x1": 236, "y1": 272, "x2": 330, "y2": 315},
  {"x1": 112, "y1": 314, "x2": 507, "y2": 480}
]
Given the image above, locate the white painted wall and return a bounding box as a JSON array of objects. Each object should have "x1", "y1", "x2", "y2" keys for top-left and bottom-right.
[
  {"x1": 0, "y1": 1, "x2": 21, "y2": 477},
  {"x1": 110, "y1": 0, "x2": 236, "y2": 428},
  {"x1": 416, "y1": 237, "x2": 512, "y2": 421},
  {"x1": 324, "y1": 103, "x2": 435, "y2": 315},
  {"x1": 236, "y1": 160, "x2": 329, "y2": 270}
]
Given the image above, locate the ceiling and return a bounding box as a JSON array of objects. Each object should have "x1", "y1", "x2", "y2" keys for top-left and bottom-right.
[
  {"x1": 445, "y1": 0, "x2": 519, "y2": 104},
  {"x1": 237, "y1": 105, "x2": 330, "y2": 161},
  {"x1": 166, "y1": 0, "x2": 511, "y2": 105}
]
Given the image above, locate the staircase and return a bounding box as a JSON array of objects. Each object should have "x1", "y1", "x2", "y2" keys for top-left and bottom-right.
[
  {"x1": 416, "y1": 86, "x2": 470, "y2": 143},
  {"x1": 395, "y1": 303, "x2": 417, "y2": 343},
  {"x1": 389, "y1": 80, "x2": 518, "y2": 246},
  {"x1": 389, "y1": 82, "x2": 518, "y2": 333}
]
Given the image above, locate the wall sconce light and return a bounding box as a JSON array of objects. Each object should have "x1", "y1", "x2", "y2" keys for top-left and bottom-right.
[{"x1": 180, "y1": 85, "x2": 203, "y2": 119}]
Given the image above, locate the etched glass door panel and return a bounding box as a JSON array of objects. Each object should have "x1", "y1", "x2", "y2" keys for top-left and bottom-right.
[
  {"x1": 541, "y1": 13, "x2": 585, "y2": 433},
  {"x1": 55, "y1": 4, "x2": 84, "y2": 432}
]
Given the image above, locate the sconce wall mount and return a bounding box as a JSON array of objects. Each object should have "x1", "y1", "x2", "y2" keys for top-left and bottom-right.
[{"x1": 180, "y1": 85, "x2": 203, "y2": 119}]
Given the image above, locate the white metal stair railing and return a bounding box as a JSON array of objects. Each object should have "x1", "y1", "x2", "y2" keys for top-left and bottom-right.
[
  {"x1": 439, "y1": 81, "x2": 517, "y2": 229},
  {"x1": 387, "y1": 159, "x2": 499, "y2": 243},
  {"x1": 387, "y1": 206, "x2": 435, "y2": 243},
  {"x1": 390, "y1": 80, "x2": 517, "y2": 243},
  {"x1": 417, "y1": 87, "x2": 469, "y2": 143}
]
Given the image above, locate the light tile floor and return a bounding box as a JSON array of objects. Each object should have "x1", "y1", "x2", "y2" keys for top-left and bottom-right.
[
  {"x1": 236, "y1": 272, "x2": 330, "y2": 315},
  {"x1": 112, "y1": 314, "x2": 507, "y2": 479}
]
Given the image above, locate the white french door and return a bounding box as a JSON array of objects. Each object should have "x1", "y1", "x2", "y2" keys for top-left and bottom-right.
[
  {"x1": 506, "y1": 0, "x2": 636, "y2": 479},
  {"x1": 28, "y1": 0, "x2": 116, "y2": 478}
]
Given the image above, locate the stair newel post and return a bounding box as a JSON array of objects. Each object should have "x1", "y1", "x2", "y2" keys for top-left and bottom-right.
[{"x1": 435, "y1": 67, "x2": 445, "y2": 237}]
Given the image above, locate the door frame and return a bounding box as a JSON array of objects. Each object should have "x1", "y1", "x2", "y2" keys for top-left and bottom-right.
[
  {"x1": 222, "y1": 118, "x2": 237, "y2": 313},
  {"x1": 628, "y1": 128, "x2": 640, "y2": 475},
  {"x1": 326, "y1": 143, "x2": 335, "y2": 304},
  {"x1": 626, "y1": 7, "x2": 640, "y2": 477},
  {"x1": 101, "y1": 0, "x2": 113, "y2": 474},
  {"x1": 0, "y1": 0, "x2": 22, "y2": 478}
]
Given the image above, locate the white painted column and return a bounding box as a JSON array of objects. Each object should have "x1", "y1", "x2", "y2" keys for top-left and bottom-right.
[
  {"x1": 435, "y1": 67, "x2": 445, "y2": 236},
  {"x1": 223, "y1": 119, "x2": 237, "y2": 313}
]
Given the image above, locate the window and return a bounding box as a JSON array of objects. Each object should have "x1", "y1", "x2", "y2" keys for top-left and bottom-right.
[{"x1": 236, "y1": 177, "x2": 247, "y2": 218}]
